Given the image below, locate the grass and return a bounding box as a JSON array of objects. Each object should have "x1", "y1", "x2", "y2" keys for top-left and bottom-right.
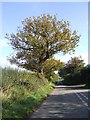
[{"x1": 1, "y1": 67, "x2": 54, "y2": 119}]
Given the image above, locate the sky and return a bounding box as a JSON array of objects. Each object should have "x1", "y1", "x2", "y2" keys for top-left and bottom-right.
[{"x1": 0, "y1": 2, "x2": 88, "y2": 68}]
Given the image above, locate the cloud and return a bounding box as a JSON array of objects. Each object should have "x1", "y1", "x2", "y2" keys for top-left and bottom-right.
[
  {"x1": 80, "y1": 52, "x2": 88, "y2": 65},
  {"x1": 0, "y1": 56, "x2": 18, "y2": 68},
  {"x1": 0, "y1": 40, "x2": 8, "y2": 47},
  {"x1": 0, "y1": 56, "x2": 29, "y2": 71},
  {"x1": 54, "y1": 52, "x2": 88, "y2": 65}
]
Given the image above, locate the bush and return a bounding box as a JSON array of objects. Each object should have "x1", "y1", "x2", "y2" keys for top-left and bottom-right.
[{"x1": 63, "y1": 72, "x2": 85, "y2": 85}]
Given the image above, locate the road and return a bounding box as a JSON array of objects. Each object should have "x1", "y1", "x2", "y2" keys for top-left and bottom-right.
[{"x1": 28, "y1": 85, "x2": 89, "y2": 118}]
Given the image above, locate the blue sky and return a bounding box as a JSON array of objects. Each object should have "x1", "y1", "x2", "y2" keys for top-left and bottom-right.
[{"x1": 0, "y1": 2, "x2": 88, "y2": 68}]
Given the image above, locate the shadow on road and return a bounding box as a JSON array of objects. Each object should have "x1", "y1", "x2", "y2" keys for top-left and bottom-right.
[{"x1": 28, "y1": 86, "x2": 89, "y2": 119}]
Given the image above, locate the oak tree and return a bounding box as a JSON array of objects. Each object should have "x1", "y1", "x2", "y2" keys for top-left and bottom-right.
[{"x1": 6, "y1": 14, "x2": 80, "y2": 73}]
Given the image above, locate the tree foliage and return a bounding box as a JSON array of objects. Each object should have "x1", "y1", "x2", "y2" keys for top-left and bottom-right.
[
  {"x1": 58, "y1": 56, "x2": 85, "y2": 85},
  {"x1": 65, "y1": 56, "x2": 85, "y2": 74},
  {"x1": 6, "y1": 14, "x2": 80, "y2": 72},
  {"x1": 81, "y1": 65, "x2": 90, "y2": 88},
  {"x1": 59, "y1": 56, "x2": 85, "y2": 77},
  {"x1": 43, "y1": 58, "x2": 64, "y2": 79}
]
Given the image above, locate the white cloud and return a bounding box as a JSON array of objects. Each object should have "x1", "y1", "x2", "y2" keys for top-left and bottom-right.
[
  {"x1": 0, "y1": 56, "x2": 27, "y2": 71},
  {"x1": 0, "y1": 40, "x2": 8, "y2": 47},
  {"x1": 54, "y1": 52, "x2": 88, "y2": 65},
  {"x1": 0, "y1": 56, "x2": 18, "y2": 68},
  {"x1": 80, "y1": 52, "x2": 88, "y2": 65}
]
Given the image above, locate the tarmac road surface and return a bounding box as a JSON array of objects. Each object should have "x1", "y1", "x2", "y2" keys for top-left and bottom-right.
[{"x1": 28, "y1": 85, "x2": 89, "y2": 118}]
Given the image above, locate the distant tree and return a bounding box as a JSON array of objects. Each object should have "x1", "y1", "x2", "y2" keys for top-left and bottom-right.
[
  {"x1": 81, "y1": 64, "x2": 90, "y2": 88},
  {"x1": 6, "y1": 14, "x2": 80, "y2": 74},
  {"x1": 65, "y1": 56, "x2": 85, "y2": 74},
  {"x1": 58, "y1": 56, "x2": 85, "y2": 85},
  {"x1": 58, "y1": 64, "x2": 65, "y2": 78}
]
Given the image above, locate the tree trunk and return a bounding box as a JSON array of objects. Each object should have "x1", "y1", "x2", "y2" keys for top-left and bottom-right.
[{"x1": 38, "y1": 67, "x2": 45, "y2": 80}]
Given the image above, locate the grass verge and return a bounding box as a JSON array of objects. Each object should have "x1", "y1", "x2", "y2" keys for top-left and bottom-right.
[{"x1": 2, "y1": 67, "x2": 54, "y2": 119}]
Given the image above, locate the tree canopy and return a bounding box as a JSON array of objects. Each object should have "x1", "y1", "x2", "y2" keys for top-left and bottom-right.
[
  {"x1": 58, "y1": 56, "x2": 85, "y2": 77},
  {"x1": 43, "y1": 58, "x2": 64, "y2": 79},
  {"x1": 58, "y1": 56, "x2": 85, "y2": 85},
  {"x1": 6, "y1": 14, "x2": 80, "y2": 73},
  {"x1": 64, "y1": 56, "x2": 85, "y2": 74}
]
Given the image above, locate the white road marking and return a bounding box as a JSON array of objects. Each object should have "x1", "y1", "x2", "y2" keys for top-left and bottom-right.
[
  {"x1": 75, "y1": 92, "x2": 88, "y2": 106},
  {"x1": 74, "y1": 92, "x2": 90, "y2": 111},
  {"x1": 79, "y1": 93, "x2": 89, "y2": 101}
]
